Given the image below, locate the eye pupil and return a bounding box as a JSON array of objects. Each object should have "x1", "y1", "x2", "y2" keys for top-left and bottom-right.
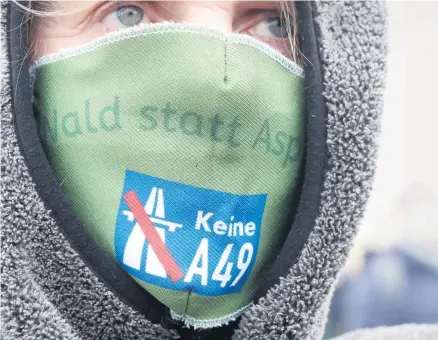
[
  {"x1": 116, "y1": 5, "x2": 144, "y2": 27},
  {"x1": 267, "y1": 17, "x2": 288, "y2": 38}
]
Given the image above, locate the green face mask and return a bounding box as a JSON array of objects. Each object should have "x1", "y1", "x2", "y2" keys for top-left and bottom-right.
[{"x1": 32, "y1": 24, "x2": 305, "y2": 328}]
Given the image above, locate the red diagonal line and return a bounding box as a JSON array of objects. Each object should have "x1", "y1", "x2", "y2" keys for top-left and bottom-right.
[{"x1": 124, "y1": 190, "x2": 183, "y2": 282}]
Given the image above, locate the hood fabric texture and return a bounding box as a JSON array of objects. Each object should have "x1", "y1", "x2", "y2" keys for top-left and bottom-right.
[{"x1": 1, "y1": 1, "x2": 436, "y2": 340}]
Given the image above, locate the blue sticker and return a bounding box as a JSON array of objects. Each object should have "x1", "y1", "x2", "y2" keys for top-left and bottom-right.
[{"x1": 115, "y1": 170, "x2": 267, "y2": 296}]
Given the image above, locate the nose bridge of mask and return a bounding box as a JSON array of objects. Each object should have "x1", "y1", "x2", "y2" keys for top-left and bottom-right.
[{"x1": 32, "y1": 24, "x2": 305, "y2": 329}]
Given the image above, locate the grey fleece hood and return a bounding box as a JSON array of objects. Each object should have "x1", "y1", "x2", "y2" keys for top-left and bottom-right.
[{"x1": 2, "y1": 1, "x2": 434, "y2": 340}]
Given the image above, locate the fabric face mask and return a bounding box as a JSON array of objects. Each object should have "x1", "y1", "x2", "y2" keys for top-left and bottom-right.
[{"x1": 32, "y1": 23, "x2": 305, "y2": 328}]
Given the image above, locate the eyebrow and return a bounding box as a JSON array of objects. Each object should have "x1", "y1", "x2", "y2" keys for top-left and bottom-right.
[
  {"x1": 47, "y1": 0, "x2": 284, "y2": 10},
  {"x1": 44, "y1": 0, "x2": 285, "y2": 20},
  {"x1": 236, "y1": 1, "x2": 284, "y2": 10}
]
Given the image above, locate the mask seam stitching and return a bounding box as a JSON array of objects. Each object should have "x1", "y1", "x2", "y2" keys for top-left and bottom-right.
[
  {"x1": 183, "y1": 289, "x2": 192, "y2": 316},
  {"x1": 224, "y1": 40, "x2": 228, "y2": 84}
]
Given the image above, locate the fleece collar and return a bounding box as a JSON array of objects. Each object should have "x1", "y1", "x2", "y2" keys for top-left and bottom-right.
[{"x1": 2, "y1": 1, "x2": 387, "y2": 339}]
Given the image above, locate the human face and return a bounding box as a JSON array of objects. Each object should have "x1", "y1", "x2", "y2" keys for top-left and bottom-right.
[{"x1": 33, "y1": 1, "x2": 297, "y2": 60}]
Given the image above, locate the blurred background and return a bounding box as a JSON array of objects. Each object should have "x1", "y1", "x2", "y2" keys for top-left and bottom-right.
[{"x1": 324, "y1": 1, "x2": 438, "y2": 338}]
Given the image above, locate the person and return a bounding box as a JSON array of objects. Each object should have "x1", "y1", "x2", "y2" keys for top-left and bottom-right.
[
  {"x1": 326, "y1": 183, "x2": 438, "y2": 337},
  {"x1": 1, "y1": 1, "x2": 436, "y2": 340}
]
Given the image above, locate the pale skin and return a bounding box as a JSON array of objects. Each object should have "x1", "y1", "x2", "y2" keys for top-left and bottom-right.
[{"x1": 33, "y1": 1, "x2": 297, "y2": 60}]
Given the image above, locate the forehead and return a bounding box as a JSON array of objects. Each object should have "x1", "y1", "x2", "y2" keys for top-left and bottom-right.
[{"x1": 46, "y1": 1, "x2": 284, "y2": 12}]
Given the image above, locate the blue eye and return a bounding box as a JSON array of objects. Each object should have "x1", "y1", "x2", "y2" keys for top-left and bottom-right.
[
  {"x1": 251, "y1": 16, "x2": 289, "y2": 40},
  {"x1": 101, "y1": 4, "x2": 149, "y2": 30},
  {"x1": 116, "y1": 5, "x2": 144, "y2": 27},
  {"x1": 266, "y1": 17, "x2": 288, "y2": 38}
]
